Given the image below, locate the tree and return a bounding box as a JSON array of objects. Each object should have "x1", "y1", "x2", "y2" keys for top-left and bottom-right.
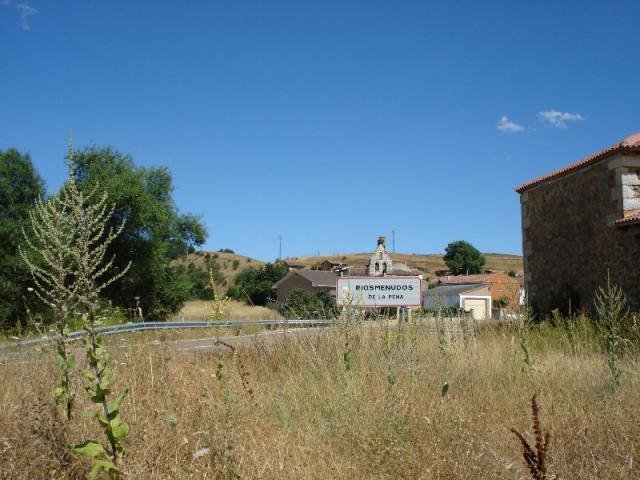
[
  {"x1": 227, "y1": 262, "x2": 288, "y2": 306},
  {"x1": 0, "y1": 149, "x2": 45, "y2": 329},
  {"x1": 443, "y1": 240, "x2": 486, "y2": 275},
  {"x1": 278, "y1": 288, "x2": 337, "y2": 319},
  {"x1": 70, "y1": 146, "x2": 207, "y2": 320}
]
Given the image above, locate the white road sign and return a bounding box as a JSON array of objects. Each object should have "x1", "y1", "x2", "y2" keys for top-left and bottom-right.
[{"x1": 336, "y1": 276, "x2": 422, "y2": 307}]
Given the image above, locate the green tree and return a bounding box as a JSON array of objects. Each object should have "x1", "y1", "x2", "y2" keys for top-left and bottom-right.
[
  {"x1": 279, "y1": 288, "x2": 337, "y2": 319},
  {"x1": 71, "y1": 146, "x2": 207, "y2": 320},
  {"x1": 174, "y1": 261, "x2": 225, "y2": 300},
  {"x1": 443, "y1": 240, "x2": 486, "y2": 275},
  {"x1": 0, "y1": 149, "x2": 45, "y2": 329},
  {"x1": 227, "y1": 262, "x2": 288, "y2": 305}
]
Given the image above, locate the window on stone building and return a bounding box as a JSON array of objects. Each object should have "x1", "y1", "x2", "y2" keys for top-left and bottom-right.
[
  {"x1": 382, "y1": 263, "x2": 387, "y2": 274},
  {"x1": 621, "y1": 167, "x2": 640, "y2": 217},
  {"x1": 375, "y1": 262, "x2": 379, "y2": 272}
]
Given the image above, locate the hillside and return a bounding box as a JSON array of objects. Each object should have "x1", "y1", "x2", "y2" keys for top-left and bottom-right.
[
  {"x1": 284, "y1": 252, "x2": 523, "y2": 278},
  {"x1": 173, "y1": 250, "x2": 523, "y2": 292},
  {"x1": 172, "y1": 250, "x2": 264, "y2": 293}
]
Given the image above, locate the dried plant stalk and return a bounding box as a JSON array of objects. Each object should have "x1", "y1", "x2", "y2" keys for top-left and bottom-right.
[{"x1": 511, "y1": 394, "x2": 558, "y2": 480}]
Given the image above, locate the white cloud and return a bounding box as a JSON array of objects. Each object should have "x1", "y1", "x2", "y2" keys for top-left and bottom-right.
[
  {"x1": 538, "y1": 110, "x2": 585, "y2": 128},
  {"x1": 497, "y1": 115, "x2": 524, "y2": 133},
  {"x1": 16, "y1": 3, "x2": 37, "y2": 30}
]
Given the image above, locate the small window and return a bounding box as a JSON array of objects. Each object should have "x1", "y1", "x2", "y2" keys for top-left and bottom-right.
[
  {"x1": 375, "y1": 262, "x2": 379, "y2": 272},
  {"x1": 382, "y1": 263, "x2": 387, "y2": 274},
  {"x1": 621, "y1": 167, "x2": 640, "y2": 217}
]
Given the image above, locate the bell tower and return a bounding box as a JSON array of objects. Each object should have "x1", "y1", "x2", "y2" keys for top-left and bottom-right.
[{"x1": 368, "y1": 236, "x2": 393, "y2": 276}]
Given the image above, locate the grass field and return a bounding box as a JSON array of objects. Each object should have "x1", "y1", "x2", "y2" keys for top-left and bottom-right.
[
  {"x1": 1, "y1": 314, "x2": 637, "y2": 479},
  {"x1": 169, "y1": 299, "x2": 282, "y2": 322}
]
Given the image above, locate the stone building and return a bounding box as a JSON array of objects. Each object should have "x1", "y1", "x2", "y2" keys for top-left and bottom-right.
[
  {"x1": 367, "y1": 236, "x2": 393, "y2": 276},
  {"x1": 516, "y1": 132, "x2": 640, "y2": 314},
  {"x1": 273, "y1": 269, "x2": 337, "y2": 302}
]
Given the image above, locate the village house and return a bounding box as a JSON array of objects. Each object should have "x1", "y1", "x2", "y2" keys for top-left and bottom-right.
[
  {"x1": 273, "y1": 269, "x2": 337, "y2": 302},
  {"x1": 516, "y1": 132, "x2": 640, "y2": 314},
  {"x1": 423, "y1": 284, "x2": 492, "y2": 320},
  {"x1": 438, "y1": 272, "x2": 524, "y2": 311},
  {"x1": 274, "y1": 236, "x2": 423, "y2": 302}
]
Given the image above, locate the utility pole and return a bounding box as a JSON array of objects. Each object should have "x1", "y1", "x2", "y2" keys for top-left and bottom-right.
[
  {"x1": 392, "y1": 230, "x2": 395, "y2": 254},
  {"x1": 278, "y1": 235, "x2": 282, "y2": 260}
]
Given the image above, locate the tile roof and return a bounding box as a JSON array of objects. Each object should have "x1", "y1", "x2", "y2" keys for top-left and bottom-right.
[
  {"x1": 424, "y1": 284, "x2": 487, "y2": 297},
  {"x1": 292, "y1": 269, "x2": 338, "y2": 287},
  {"x1": 516, "y1": 132, "x2": 640, "y2": 193},
  {"x1": 273, "y1": 269, "x2": 338, "y2": 289},
  {"x1": 614, "y1": 212, "x2": 640, "y2": 226},
  {"x1": 438, "y1": 273, "x2": 497, "y2": 284}
]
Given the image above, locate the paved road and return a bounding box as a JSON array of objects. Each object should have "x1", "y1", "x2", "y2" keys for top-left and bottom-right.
[{"x1": 0, "y1": 323, "x2": 336, "y2": 363}]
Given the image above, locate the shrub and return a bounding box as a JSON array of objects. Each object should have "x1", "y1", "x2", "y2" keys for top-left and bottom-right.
[
  {"x1": 278, "y1": 289, "x2": 337, "y2": 319},
  {"x1": 227, "y1": 262, "x2": 288, "y2": 306}
]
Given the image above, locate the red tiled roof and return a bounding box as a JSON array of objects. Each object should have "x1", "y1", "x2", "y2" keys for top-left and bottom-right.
[
  {"x1": 614, "y1": 212, "x2": 640, "y2": 226},
  {"x1": 515, "y1": 132, "x2": 640, "y2": 193},
  {"x1": 438, "y1": 273, "x2": 494, "y2": 284}
]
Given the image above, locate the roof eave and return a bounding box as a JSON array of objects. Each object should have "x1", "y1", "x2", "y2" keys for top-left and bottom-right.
[{"x1": 515, "y1": 144, "x2": 628, "y2": 194}]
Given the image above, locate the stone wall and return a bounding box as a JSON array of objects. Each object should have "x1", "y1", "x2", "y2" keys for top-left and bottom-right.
[{"x1": 520, "y1": 152, "x2": 640, "y2": 314}]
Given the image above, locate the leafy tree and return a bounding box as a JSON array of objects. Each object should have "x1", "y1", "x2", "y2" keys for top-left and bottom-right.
[
  {"x1": 174, "y1": 261, "x2": 224, "y2": 300},
  {"x1": 279, "y1": 288, "x2": 337, "y2": 319},
  {"x1": 443, "y1": 240, "x2": 486, "y2": 275},
  {"x1": 227, "y1": 262, "x2": 288, "y2": 305},
  {"x1": 0, "y1": 149, "x2": 45, "y2": 329},
  {"x1": 71, "y1": 146, "x2": 207, "y2": 320}
]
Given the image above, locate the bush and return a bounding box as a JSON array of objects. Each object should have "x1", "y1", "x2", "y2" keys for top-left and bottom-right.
[
  {"x1": 227, "y1": 262, "x2": 288, "y2": 306},
  {"x1": 278, "y1": 289, "x2": 337, "y2": 319}
]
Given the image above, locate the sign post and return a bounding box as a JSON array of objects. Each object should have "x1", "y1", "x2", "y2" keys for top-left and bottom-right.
[{"x1": 336, "y1": 276, "x2": 422, "y2": 308}]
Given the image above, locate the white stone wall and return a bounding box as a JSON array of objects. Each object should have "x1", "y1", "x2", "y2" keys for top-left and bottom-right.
[{"x1": 368, "y1": 244, "x2": 393, "y2": 276}]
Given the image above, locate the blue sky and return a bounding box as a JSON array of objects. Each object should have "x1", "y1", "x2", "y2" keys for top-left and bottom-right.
[{"x1": 2, "y1": 1, "x2": 639, "y2": 261}]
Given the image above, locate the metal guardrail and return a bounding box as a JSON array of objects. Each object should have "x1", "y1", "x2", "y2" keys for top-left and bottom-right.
[{"x1": 0, "y1": 319, "x2": 336, "y2": 350}]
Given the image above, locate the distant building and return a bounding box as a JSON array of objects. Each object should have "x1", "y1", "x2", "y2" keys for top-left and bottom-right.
[
  {"x1": 273, "y1": 269, "x2": 337, "y2": 302},
  {"x1": 438, "y1": 272, "x2": 523, "y2": 310},
  {"x1": 274, "y1": 236, "x2": 423, "y2": 303},
  {"x1": 423, "y1": 284, "x2": 492, "y2": 319},
  {"x1": 317, "y1": 259, "x2": 347, "y2": 272},
  {"x1": 516, "y1": 132, "x2": 640, "y2": 314},
  {"x1": 365, "y1": 236, "x2": 423, "y2": 277},
  {"x1": 368, "y1": 236, "x2": 393, "y2": 276}
]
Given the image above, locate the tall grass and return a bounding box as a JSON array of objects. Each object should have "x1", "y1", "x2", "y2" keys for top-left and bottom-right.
[{"x1": 0, "y1": 314, "x2": 638, "y2": 479}]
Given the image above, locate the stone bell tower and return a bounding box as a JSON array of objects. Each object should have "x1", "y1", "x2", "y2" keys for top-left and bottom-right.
[{"x1": 367, "y1": 236, "x2": 393, "y2": 276}]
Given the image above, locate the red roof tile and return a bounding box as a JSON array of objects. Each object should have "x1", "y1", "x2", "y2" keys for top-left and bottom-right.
[
  {"x1": 516, "y1": 132, "x2": 640, "y2": 193},
  {"x1": 614, "y1": 212, "x2": 640, "y2": 226}
]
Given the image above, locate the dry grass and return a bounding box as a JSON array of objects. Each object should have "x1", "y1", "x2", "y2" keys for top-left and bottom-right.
[
  {"x1": 288, "y1": 252, "x2": 523, "y2": 276},
  {"x1": 1, "y1": 319, "x2": 638, "y2": 479},
  {"x1": 170, "y1": 300, "x2": 283, "y2": 322}
]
